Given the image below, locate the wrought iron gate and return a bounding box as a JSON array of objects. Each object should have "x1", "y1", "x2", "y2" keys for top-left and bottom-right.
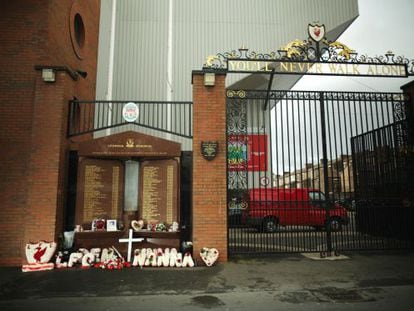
[{"x1": 227, "y1": 89, "x2": 414, "y2": 255}]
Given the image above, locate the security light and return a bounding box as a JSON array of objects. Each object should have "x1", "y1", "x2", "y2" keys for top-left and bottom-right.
[{"x1": 42, "y1": 68, "x2": 55, "y2": 82}]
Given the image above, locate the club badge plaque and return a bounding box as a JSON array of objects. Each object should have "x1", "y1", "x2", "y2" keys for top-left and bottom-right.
[{"x1": 201, "y1": 141, "x2": 218, "y2": 161}]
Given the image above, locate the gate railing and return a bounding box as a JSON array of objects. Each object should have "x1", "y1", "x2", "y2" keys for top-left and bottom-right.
[
  {"x1": 67, "y1": 100, "x2": 193, "y2": 138},
  {"x1": 226, "y1": 89, "x2": 413, "y2": 255}
]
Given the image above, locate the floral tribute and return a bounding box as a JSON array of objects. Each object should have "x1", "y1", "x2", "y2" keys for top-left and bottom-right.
[
  {"x1": 131, "y1": 220, "x2": 180, "y2": 232},
  {"x1": 22, "y1": 241, "x2": 57, "y2": 272},
  {"x1": 132, "y1": 247, "x2": 194, "y2": 268},
  {"x1": 55, "y1": 246, "x2": 130, "y2": 270},
  {"x1": 22, "y1": 231, "x2": 217, "y2": 271},
  {"x1": 200, "y1": 247, "x2": 219, "y2": 267},
  {"x1": 54, "y1": 247, "x2": 195, "y2": 270}
]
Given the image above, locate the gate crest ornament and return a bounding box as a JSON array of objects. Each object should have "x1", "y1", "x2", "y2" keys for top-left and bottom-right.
[{"x1": 308, "y1": 23, "x2": 325, "y2": 42}]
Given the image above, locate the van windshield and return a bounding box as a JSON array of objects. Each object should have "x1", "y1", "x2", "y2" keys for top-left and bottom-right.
[{"x1": 309, "y1": 191, "x2": 326, "y2": 201}]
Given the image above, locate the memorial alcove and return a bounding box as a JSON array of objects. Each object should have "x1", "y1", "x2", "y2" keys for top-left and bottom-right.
[{"x1": 71, "y1": 131, "x2": 182, "y2": 250}]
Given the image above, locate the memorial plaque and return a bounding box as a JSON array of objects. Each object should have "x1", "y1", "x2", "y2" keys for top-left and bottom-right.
[
  {"x1": 139, "y1": 159, "x2": 179, "y2": 225},
  {"x1": 78, "y1": 131, "x2": 181, "y2": 158},
  {"x1": 76, "y1": 158, "x2": 124, "y2": 227}
]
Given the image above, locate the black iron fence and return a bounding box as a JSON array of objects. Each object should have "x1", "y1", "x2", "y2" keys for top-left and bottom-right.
[
  {"x1": 68, "y1": 100, "x2": 193, "y2": 138},
  {"x1": 227, "y1": 90, "x2": 413, "y2": 255},
  {"x1": 352, "y1": 121, "x2": 408, "y2": 201},
  {"x1": 352, "y1": 121, "x2": 414, "y2": 242}
]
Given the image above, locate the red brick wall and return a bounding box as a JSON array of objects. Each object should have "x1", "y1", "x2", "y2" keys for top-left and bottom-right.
[
  {"x1": 0, "y1": 0, "x2": 100, "y2": 266},
  {"x1": 0, "y1": 1, "x2": 46, "y2": 266},
  {"x1": 23, "y1": 73, "x2": 74, "y2": 248},
  {"x1": 47, "y1": 0, "x2": 100, "y2": 99},
  {"x1": 192, "y1": 73, "x2": 228, "y2": 263}
]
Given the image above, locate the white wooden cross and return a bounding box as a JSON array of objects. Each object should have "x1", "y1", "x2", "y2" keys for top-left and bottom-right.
[{"x1": 118, "y1": 229, "x2": 144, "y2": 262}]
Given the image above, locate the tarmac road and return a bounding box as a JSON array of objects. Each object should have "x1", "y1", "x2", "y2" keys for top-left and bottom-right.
[
  {"x1": 228, "y1": 213, "x2": 413, "y2": 252},
  {"x1": 1, "y1": 251, "x2": 413, "y2": 311}
]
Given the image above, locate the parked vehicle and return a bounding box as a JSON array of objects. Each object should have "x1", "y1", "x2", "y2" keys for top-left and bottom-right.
[
  {"x1": 228, "y1": 197, "x2": 248, "y2": 227},
  {"x1": 243, "y1": 188, "x2": 349, "y2": 233}
]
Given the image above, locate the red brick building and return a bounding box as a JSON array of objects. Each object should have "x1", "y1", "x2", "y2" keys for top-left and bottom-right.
[
  {"x1": 5, "y1": 0, "x2": 408, "y2": 267},
  {"x1": 0, "y1": 0, "x2": 100, "y2": 266},
  {"x1": 0, "y1": 0, "x2": 230, "y2": 267}
]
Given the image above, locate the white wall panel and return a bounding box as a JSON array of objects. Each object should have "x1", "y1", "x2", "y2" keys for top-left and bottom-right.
[
  {"x1": 97, "y1": 0, "x2": 358, "y2": 101},
  {"x1": 95, "y1": 0, "x2": 358, "y2": 150}
]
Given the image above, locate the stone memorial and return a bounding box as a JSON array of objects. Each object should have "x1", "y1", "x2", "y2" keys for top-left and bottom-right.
[
  {"x1": 140, "y1": 159, "x2": 179, "y2": 225},
  {"x1": 75, "y1": 158, "x2": 124, "y2": 227},
  {"x1": 73, "y1": 131, "x2": 182, "y2": 252}
]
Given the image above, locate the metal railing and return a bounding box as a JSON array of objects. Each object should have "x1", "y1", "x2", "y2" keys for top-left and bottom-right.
[
  {"x1": 68, "y1": 100, "x2": 193, "y2": 138},
  {"x1": 226, "y1": 89, "x2": 413, "y2": 255}
]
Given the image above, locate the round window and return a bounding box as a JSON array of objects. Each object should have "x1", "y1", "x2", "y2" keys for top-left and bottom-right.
[
  {"x1": 69, "y1": 2, "x2": 86, "y2": 59},
  {"x1": 74, "y1": 14, "x2": 85, "y2": 48}
]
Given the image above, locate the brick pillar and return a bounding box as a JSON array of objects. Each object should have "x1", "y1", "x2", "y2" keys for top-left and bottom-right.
[
  {"x1": 23, "y1": 71, "x2": 73, "y2": 261},
  {"x1": 192, "y1": 72, "x2": 228, "y2": 263}
]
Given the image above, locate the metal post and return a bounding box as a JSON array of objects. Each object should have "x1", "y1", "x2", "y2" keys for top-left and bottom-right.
[
  {"x1": 319, "y1": 92, "x2": 333, "y2": 254},
  {"x1": 263, "y1": 69, "x2": 275, "y2": 111}
]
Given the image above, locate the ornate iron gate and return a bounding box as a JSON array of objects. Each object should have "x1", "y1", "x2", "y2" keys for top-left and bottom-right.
[{"x1": 227, "y1": 89, "x2": 413, "y2": 255}]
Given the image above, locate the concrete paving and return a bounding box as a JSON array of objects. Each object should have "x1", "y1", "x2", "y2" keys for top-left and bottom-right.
[{"x1": 1, "y1": 251, "x2": 414, "y2": 310}]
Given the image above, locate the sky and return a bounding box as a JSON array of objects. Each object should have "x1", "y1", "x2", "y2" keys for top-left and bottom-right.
[{"x1": 293, "y1": 0, "x2": 414, "y2": 92}]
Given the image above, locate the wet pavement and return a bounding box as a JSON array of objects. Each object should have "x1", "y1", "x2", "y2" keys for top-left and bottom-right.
[{"x1": 1, "y1": 251, "x2": 413, "y2": 310}]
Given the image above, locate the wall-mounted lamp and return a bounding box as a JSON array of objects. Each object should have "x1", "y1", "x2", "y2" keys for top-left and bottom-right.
[
  {"x1": 76, "y1": 70, "x2": 88, "y2": 79},
  {"x1": 35, "y1": 65, "x2": 80, "y2": 81},
  {"x1": 204, "y1": 72, "x2": 215, "y2": 86},
  {"x1": 41, "y1": 68, "x2": 55, "y2": 82}
]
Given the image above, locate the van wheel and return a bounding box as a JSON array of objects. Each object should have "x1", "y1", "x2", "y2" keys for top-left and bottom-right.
[
  {"x1": 327, "y1": 217, "x2": 342, "y2": 232},
  {"x1": 262, "y1": 218, "x2": 278, "y2": 233}
]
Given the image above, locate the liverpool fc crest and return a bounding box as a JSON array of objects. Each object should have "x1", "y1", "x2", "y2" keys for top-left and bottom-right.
[{"x1": 308, "y1": 23, "x2": 325, "y2": 42}]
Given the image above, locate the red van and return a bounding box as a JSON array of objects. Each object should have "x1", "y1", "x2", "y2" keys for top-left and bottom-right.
[{"x1": 244, "y1": 188, "x2": 349, "y2": 233}]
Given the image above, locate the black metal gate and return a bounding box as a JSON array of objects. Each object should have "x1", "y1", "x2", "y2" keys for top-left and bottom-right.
[{"x1": 227, "y1": 89, "x2": 414, "y2": 255}]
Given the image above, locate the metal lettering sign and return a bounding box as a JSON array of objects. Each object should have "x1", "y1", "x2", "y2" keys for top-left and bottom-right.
[
  {"x1": 226, "y1": 60, "x2": 407, "y2": 77},
  {"x1": 201, "y1": 141, "x2": 218, "y2": 161},
  {"x1": 203, "y1": 23, "x2": 414, "y2": 78}
]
